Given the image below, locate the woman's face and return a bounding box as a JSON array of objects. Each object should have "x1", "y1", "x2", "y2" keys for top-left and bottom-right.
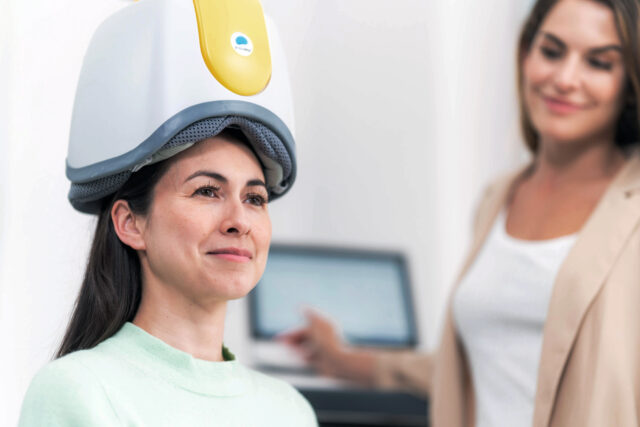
[
  {"x1": 138, "y1": 136, "x2": 272, "y2": 304},
  {"x1": 523, "y1": 0, "x2": 627, "y2": 146}
]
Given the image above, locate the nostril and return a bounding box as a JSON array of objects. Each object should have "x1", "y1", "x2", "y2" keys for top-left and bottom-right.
[{"x1": 226, "y1": 227, "x2": 239, "y2": 234}]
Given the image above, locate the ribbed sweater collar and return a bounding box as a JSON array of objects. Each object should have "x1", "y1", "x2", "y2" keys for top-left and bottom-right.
[{"x1": 97, "y1": 322, "x2": 247, "y2": 397}]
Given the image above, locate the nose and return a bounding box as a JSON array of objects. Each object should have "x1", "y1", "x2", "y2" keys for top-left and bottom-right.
[
  {"x1": 553, "y1": 55, "x2": 581, "y2": 93},
  {"x1": 219, "y1": 199, "x2": 250, "y2": 236}
]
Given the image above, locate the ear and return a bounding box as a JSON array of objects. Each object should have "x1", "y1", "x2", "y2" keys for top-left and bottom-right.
[{"x1": 111, "y1": 200, "x2": 147, "y2": 251}]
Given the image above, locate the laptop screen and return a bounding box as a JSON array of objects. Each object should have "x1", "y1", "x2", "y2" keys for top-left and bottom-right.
[{"x1": 249, "y1": 245, "x2": 418, "y2": 347}]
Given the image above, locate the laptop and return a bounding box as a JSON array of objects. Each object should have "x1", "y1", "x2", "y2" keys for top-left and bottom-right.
[{"x1": 248, "y1": 243, "x2": 419, "y2": 388}]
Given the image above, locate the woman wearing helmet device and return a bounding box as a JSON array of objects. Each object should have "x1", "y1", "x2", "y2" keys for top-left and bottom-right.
[{"x1": 18, "y1": 0, "x2": 317, "y2": 425}]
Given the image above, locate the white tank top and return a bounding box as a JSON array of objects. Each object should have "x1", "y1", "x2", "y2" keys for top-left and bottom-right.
[{"x1": 453, "y1": 210, "x2": 578, "y2": 427}]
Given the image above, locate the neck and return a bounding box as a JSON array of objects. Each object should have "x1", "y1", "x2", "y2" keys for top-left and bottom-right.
[
  {"x1": 532, "y1": 135, "x2": 625, "y2": 186},
  {"x1": 133, "y1": 269, "x2": 228, "y2": 362}
]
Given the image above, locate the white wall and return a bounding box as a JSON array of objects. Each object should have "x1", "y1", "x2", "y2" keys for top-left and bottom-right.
[
  {"x1": 258, "y1": 0, "x2": 532, "y2": 351},
  {"x1": 1, "y1": 1, "x2": 130, "y2": 423},
  {"x1": 1, "y1": 1, "x2": 532, "y2": 424}
]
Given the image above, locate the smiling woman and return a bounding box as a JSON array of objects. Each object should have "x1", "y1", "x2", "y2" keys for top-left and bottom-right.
[
  {"x1": 280, "y1": 1, "x2": 640, "y2": 426},
  {"x1": 19, "y1": 127, "x2": 316, "y2": 425},
  {"x1": 518, "y1": 0, "x2": 640, "y2": 152},
  {"x1": 18, "y1": 127, "x2": 316, "y2": 425},
  {"x1": 17, "y1": 0, "x2": 317, "y2": 425},
  {"x1": 116, "y1": 133, "x2": 273, "y2": 319}
]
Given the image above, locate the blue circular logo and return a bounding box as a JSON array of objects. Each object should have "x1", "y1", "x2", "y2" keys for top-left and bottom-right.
[{"x1": 231, "y1": 32, "x2": 253, "y2": 56}]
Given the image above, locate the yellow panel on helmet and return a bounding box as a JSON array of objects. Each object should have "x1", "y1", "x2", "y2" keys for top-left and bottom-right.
[{"x1": 193, "y1": 0, "x2": 272, "y2": 96}]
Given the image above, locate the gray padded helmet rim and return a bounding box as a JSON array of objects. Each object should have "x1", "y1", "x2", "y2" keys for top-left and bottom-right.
[{"x1": 68, "y1": 116, "x2": 294, "y2": 214}]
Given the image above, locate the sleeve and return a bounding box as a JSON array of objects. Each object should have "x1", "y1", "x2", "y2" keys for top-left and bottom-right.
[
  {"x1": 371, "y1": 350, "x2": 434, "y2": 398},
  {"x1": 247, "y1": 369, "x2": 318, "y2": 427},
  {"x1": 18, "y1": 359, "x2": 121, "y2": 427}
]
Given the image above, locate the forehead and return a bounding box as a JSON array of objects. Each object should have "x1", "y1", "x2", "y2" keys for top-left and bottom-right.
[
  {"x1": 540, "y1": 0, "x2": 620, "y2": 48},
  {"x1": 167, "y1": 136, "x2": 264, "y2": 181}
]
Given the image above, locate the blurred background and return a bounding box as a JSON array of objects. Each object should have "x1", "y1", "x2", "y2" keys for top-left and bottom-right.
[{"x1": 1, "y1": 0, "x2": 534, "y2": 425}]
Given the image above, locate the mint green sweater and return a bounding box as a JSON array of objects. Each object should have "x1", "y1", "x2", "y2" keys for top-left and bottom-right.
[{"x1": 19, "y1": 323, "x2": 317, "y2": 426}]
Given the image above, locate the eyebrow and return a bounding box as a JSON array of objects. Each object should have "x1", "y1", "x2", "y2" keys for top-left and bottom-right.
[
  {"x1": 246, "y1": 179, "x2": 268, "y2": 189},
  {"x1": 184, "y1": 170, "x2": 267, "y2": 189},
  {"x1": 541, "y1": 32, "x2": 622, "y2": 54}
]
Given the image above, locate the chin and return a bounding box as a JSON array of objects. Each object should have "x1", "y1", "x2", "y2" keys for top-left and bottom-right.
[
  {"x1": 201, "y1": 274, "x2": 259, "y2": 301},
  {"x1": 535, "y1": 118, "x2": 603, "y2": 145},
  {"x1": 540, "y1": 129, "x2": 588, "y2": 144},
  {"x1": 222, "y1": 286, "x2": 257, "y2": 301},
  {"x1": 532, "y1": 107, "x2": 621, "y2": 145}
]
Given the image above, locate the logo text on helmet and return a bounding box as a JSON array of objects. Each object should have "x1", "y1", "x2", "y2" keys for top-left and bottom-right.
[{"x1": 231, "y1": 32, "x2": 254, "y2": 56}]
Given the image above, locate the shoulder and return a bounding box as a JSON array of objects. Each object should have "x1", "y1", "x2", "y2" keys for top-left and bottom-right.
[
  {"x1": 471, "y1": 165, "x2": 530, "y2": 233},
  {"x1": 240, "y1": 366, "x2": 317, "y2": 426},
  {"x1": 243, "y1": 367, "x2": 313, "y2": 405},
  {"x1": 477, "y1": 165, "x2": 529, "y2": 207},
  {"x1": 18, "y1": 351, "x2": 121, "y2": 426}
]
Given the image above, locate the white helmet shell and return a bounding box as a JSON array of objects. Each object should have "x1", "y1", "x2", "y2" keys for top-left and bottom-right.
[{"x1": 66, "y1": 0, "x2": 296, "y2": 213}]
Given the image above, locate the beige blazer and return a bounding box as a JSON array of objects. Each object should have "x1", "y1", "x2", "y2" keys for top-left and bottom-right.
[{"x1": 374, "y1": 153, "x2": 640, "y2": 427}]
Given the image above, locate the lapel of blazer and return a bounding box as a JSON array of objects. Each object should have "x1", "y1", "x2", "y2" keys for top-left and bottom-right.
[
  {"x1": 433, "y1": 166, "x2": 527, "y2": 427},
  {"x1": 533, "y1": 153, "x2": 640, "y2": 427}
]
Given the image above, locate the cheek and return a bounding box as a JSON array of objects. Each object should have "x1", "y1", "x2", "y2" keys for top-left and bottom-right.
[
  {"x1": 522, "y1": 54, "x2": 551, "y2": 115},
  {"x1": 145, "y1": 200, "x2": 209, "y2": 256},
  {"x1": 588, "y1": 71, "x2": 626, "y2": 107},
  {"x1": 252, "y1": 214, "x2": 271, "y2": 269},
  {"x1": 523, "y1": 52, "x2": 553, "y2": 89},
  {"x1": 254, "y1": 215, "x2": 272, "y2": 252}
]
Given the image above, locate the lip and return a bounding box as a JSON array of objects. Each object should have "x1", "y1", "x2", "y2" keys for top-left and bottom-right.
[
  {"x1": 207, "y1": 247, "x2": 253, "y2": 263},
  {"x1": 542, "y1": 95, "x2": 584, "y2": 114}
]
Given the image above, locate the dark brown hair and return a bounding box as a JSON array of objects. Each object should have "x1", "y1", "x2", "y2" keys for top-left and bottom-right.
[
  {"x1": 56, "y1": 128, "x2": 252, "y2": 358},
  {"x1": 517, "y1": 0, "x2": 640, "y2": 152},
  {"x1": 56, "y1": 161, "x2": 170, "y2": 358}
]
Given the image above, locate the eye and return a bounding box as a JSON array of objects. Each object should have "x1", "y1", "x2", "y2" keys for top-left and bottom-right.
[
  {"x1": 245, "y1": 193, "x2": 268, "y2": 206},
  {"x1": 588, "y1": 57, "x2": 613, "y2": 71},
  {"x1": 194, "y1": 185, "x2": 220, "y2": 198},
  {"x1": 540, "y1": 46, "x2": 562, "y2": 60}
]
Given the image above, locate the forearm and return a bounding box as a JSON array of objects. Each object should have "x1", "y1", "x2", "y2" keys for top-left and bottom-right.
[
  {"x1": 328, "y1": 347, "x2": 434, "y2": 399},
  {"x1": 330, "y1": 347, "x2": 377, "y2": 387},
  {"x1": 370, "y1": 350, "x2": 434, "y2": 398}
]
